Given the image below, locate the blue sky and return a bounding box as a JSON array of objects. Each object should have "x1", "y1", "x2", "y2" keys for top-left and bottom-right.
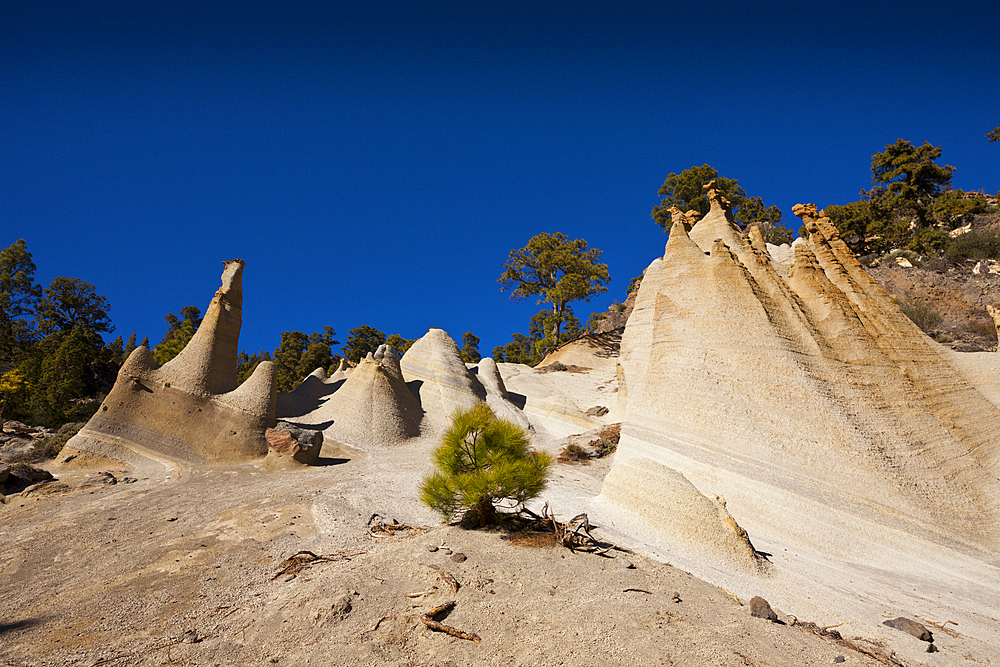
[{"x1": 4, "y1": 1, "x2": 998, "y2": 358}]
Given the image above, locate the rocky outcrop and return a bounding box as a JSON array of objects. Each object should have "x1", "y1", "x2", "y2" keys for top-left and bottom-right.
[
  {"x1": 988, "y1": 304, "x2": 1000, "y2": 347},
  {"x1": 266, "y1": 422, "x2": 323, "y2": 464},
  {"x1": 62, "y1": 261, "x2": 277, "y2": 467},
  {"x1": 601, "y1": 191, "x2": 1000, "y2": 574}
]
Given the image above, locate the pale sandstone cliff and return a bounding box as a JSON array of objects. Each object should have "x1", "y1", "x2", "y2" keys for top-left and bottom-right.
[
  {"x1": 62, "y1": 261, "x2": 277, "y2": 468},
  {"x1": 599, "y1": 183, "x2": 1000, "y2": 569}
]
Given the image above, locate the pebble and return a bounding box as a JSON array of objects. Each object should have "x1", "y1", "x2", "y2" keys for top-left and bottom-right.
[
  {"x1": 441, "y1": 548, "x2": 453, "y2": 555},
  {"x1": 619, "y1": 558, "x2": 634, "y2": 569},
  {"x1": 671, "y1": 591, "x2": 681, "y2": 603},
  {"x1": 427, "y1": 545, "x2": 438, "y2": 552},
  {"x1": 450, "y1": 552, "x2": 467, "y2": 563},
  {"x1": 749, "y1": 596, "x2": 779, "y2": 622},
  {"x1": 833, "y1": 656, "x2": 845, "y2": 663}
]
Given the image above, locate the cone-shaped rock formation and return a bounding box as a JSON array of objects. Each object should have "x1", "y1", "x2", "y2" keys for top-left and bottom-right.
[
  {"x1": 62, "y1": 261, "x2": 276, "y2": 467},
  {"x1": 600, "y1": 194, "x2": 1000, "y2": 571}
]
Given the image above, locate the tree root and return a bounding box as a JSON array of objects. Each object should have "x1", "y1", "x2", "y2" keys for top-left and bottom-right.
[
  {"x1": 420, "y1": 600, "x2": 480, "y2": 643},
  {"x1": 271, "y1": 549, "x2": 364, "y2": 580},
  {"x1": 427, "y1": 564, "x2": 460, "y2": 592},
  {"x1": 367, "y1": 513, "x2": 426, "y2": 539}
]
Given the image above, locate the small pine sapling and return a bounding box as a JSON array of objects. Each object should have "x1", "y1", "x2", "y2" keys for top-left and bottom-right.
[{"x1": 420, "y1": 403, "x2": 551, "y2": 526}]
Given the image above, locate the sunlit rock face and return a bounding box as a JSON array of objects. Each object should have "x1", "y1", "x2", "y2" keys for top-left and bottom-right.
[
  {"x1": 600, "y1": 182, "x2": 1000, "y2": 568},
  {"x1": 63, "y1": 261, "x2": 276, "y2": 467}
]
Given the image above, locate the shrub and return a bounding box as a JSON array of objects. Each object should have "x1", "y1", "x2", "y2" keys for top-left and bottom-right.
[
  {"x1": 557, "y1": 443, "x2": 590, "y2": 464},
  {"x1": 420, "y1": 404, "x2": 551, "y2": 527},
  {"x1": 894, "y1": 294, "x2": 941, "y2": 332},
  {"x1": 5, "y1": 422, "x2": 85, "y2": 463},
  {"x1": 944, "y1": 225, "x2": 1000, "y2": 265}
]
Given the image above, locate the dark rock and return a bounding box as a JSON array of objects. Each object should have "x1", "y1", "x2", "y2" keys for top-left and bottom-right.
[
  {"x1": 450, "y1": 552, "x2": 467, "y2": 563},
  {"x1": 883, "y1": 617, "x2": 933, "y2": 642},
  {"x1": 266, "y1": 422, "x2": 322, "y2": 464},
  {"x1": 122, "y1": 477, "x2": 137, "y2": 483},
  {"x1": 926, "y1": 643, "x2": 938, "y2": 653},
  {"x1": 81, "y1": 471, "x2": 118, "y2": 487},
  {"x1": 671, "y1": 591, "x2": 681, "y2": 603},
  {"x1": 749, "y1": 596, "x2": 778, "y2": 622},
  {"x1": 585, "y1": 406, "x2": 609, "y2": 417},
  {"x1": 62, "y1": 454, "x2": 77, "y2": 463},
  {"x1": 833, "y1": 657, "x2": 845, "y2": 663},
  {"x1": 1, "y1": 463, "x2": 54, "y2": 493}
]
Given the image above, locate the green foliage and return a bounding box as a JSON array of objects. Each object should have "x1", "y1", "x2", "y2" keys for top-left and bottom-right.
[
  {"x1": 460, "y1": 332, "x2": 481, "y2": 364},
  {"x1": 867, "y1": 139, "x2": 954, "y2": 231},
  {"x1": 342, "y1": 325, "x2": 386, "y2": 364},
  {"x1": 152, "y1": 306, "x2": 201, "y2": 365},
  {"x1": 499, "y1": 232, "x2": 609, "y2": 345},
  {"x1": 651, "y1": 165, "x2": 746, "y2": 227},
  {"x1": 237, "y1": 350, "x2": 271, "y2": 385},
  {"x1": 273, "y1": 327, "x2": 339, "y2": 392},
  {"x1": 988, "y1": 127, "x2": 1000, "y2": 143},
  {"x1": 15, "y1": 327, "x2": 117, "y2": 425},
  {"x1": 0, "y1": 240, "x2": 42, "y2": 363},
  {"x1": 386, "y1": 333, "x2": 416, "y2": 355},
  {"x1": 419, "y1": 403, "x2": 551, "y2": 526},
  {"x1": 931, "y1": 191, "x2": 987, "y2": 225},
  {"x1": 36, "y1": 277, "x2": 113, "y2": 337},
  {"x1": 944, "y1": 225, "x2": 1000, "y2": 265},
  {"x1": 651, "y1": 165, "x2": 783, "y2": 230},
  {"x1": 754, "y1": 222, "x2": 795, "y2": 245},
  {"x1": 122, "y1": 331, "x2": 138, "y2": 361}
]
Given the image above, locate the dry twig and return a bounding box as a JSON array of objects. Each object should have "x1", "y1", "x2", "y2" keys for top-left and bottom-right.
[
  {"x1": 427, "y1": 564, "x2": 460, "y2": 592},
  {"x1": 406, "y1": 587, "x2": 438, "y2": 598},
  {"x1": 367, "y1": 513, "x2": 426, "y2": 539},
  {"x1": 271, "y1": 549, "x2": 363, "y2": 580},
  {"x1": 419, "y1": 600, "x2": 480, "y2": 643}
]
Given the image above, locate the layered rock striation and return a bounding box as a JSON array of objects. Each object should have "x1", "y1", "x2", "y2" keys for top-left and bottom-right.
[
  {"x1": 600, "y1": 184, "x2": 1000, "y2": 569},
  {"x1": 63, "y1": 261, "x2": 277, "y2": 467}
]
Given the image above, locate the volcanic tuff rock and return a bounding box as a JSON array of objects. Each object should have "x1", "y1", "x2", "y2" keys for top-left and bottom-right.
[
  {"x1": 61, "y1": 260, "x2": 277, "y2": 468},
  {"x1": 600, "y1": 184, "x2": 1000, "y2": 573}
]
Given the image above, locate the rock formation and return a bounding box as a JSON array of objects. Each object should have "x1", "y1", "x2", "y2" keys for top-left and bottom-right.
[
  {"x1": 988, "y1": 304, "x2": 1000, "y2": 346},
  {"x1": 62, "y1": 261, "x2": 277, "y2": 467},
  {"x1": 286, "y1": 344, "x2": 422, "y2": 449},
  {"x1": 600, "y1": 190, "x2": 1000, "y2": 573},
  {"x1": 399, "y1": 328, "x2": 489, "y2": 435}
]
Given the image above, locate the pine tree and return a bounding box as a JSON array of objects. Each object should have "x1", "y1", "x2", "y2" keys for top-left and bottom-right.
[{"x1": 420, "y1": 403, "x2": 551, "y2": 527}]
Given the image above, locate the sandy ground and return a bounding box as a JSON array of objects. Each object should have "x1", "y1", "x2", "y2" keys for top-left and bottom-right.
[
  {"x1": 3, "y1": 438, "x2": 894, "y2": 667},
  {"x1": 2, "y1": 365, "x2": 991, "y2": 667}
]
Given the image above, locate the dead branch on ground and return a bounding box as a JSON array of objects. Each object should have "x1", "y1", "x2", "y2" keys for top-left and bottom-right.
[
  {"x1": 419, "y1": 600, "x2": 480, "y2": 643},
  {"x1": 271, "y1": 549, "x2": 364, "y2": 580},
  {"x1": 367, "y1": 513, "x2": 426, "y2": 539},
  {"x1": 427, "y1": 564, "x2": 460, "y2": 592}
]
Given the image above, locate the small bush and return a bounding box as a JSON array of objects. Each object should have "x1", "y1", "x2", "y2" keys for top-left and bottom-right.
[
  {"x1": 557, "y1": 443, "x2": 590, "y2": 464},
  {"x1": 5, "y1": 422, "x2": 84, "y2": 463},
  {"x1": 894, "y1": 294, "x2": 941, "y2": 332},
  {"x1": 420, "y1": 404, "x2": 551, "y2": 527},
  {"x1": 944, "y1": 225, "x2": 1000, "y2": 265},
  {"x1": 965, "y1": 319, "x2": 998, "y2": 340}
]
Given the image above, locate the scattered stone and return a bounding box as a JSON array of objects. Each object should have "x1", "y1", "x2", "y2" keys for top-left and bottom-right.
[
  {"x1": 441, "y1": 548, "x2": 453, "y2": 555},
  {"x1": 2, "y1": 421, "x2": 38, "y2": 436},
  {"x1": 22, "y1": 480, "x2": 71, "y2": 497},
  {"x1": 1, "y1": 463, "x2": 54, "y2": 493},
  {"x1": 671, "y1": 591, "x2": 681, "y2": 603},
  {"x1": 122, "y1": 477, "x2": 137, "y2": 483},
  {"x1": 585, "y1": 406, "x2": 609, "y2": 417},
  {"x1": 749, "y1": 596, "x2": 778, "y2": 622},
  {"x1": 180, "y1": 630, "x2": 201, "y2": 644},
  {"x1": 62, "y1": 454, "x2": 77, "y2": 463},
  {"x1": 883, "y1": 617, "x2": 933, "y2": 642},
  {"x1": 330, "y1": 594, "x2": 353, "y2": 618},
  {"x1": 926, "y1": 643, "x2": 938, "y2": 653},
  {"x1": 619, "y1": 558, "x2": 634, "y2": 569},
  {"x1": 833, "y1": 657, "x2": 845, "y2": 663},
  {"x1": 265, "y1": 422, "x2": 323, "y2": 465},
  {"x1": 167, "y1": 517, "x2": 178, "y2": 522},
  {"x1": 450, "y1": 552, "x2": 467, "y2": 563},
  {"x1": 427, "y1": 545, "x2": 439, "y2": 552},
  {"x1": 81, "y1": 471, "x2": 118, "y2": 487}
]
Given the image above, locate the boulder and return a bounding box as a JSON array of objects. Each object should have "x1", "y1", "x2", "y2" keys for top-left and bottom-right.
[
  {"x1": 266, "y1": 422, "x2": 323, "y2": 464},
  {"x1": 883, "y1": 617, "x2": 933, "y2": 642}
]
